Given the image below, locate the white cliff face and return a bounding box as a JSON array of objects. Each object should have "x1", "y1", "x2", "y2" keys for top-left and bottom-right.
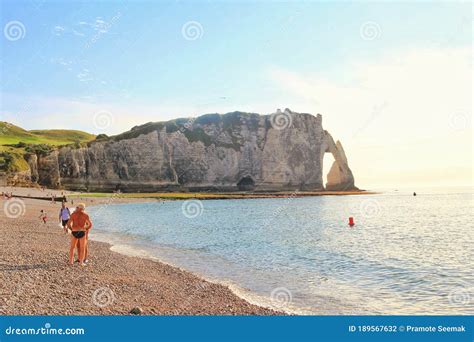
[{"x1": 33, "y1": 110, "x2": 357, "y2": 192}]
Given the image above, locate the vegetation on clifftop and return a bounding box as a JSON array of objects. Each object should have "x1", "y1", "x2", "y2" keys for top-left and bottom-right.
[
  {"x1": 0, "y1": 146, "x2": 30, "y2": 172},
  {"x1": 0, "y1": 122, "x2": 95, "y2": 146},
  {"x1": 0, "y1": 112, "x2": 265, "y2": 173},
  {"x1": 110, "y1": 111, "x2": 262, "y2": 150},
  {"x1": 0, "y1": 122, "x2": 95, "y2": 172}
]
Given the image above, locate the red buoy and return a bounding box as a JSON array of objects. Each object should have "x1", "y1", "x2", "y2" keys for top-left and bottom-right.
[{"x1": 348, "y1": 217, "x2": 355, "y2": 227}]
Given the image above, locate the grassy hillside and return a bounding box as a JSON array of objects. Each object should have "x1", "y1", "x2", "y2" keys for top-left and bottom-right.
[
  {"x1": 0, "y1": 145, "x2": 30, "y2": 172},
  {"x1": 0, "y1": 122, "x2": 95, "y2": 173},
  {"x1": 0, "y1": 122, "x2": 95, "y2": 145}
]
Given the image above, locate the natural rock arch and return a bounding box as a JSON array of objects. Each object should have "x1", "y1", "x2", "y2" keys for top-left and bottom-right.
[
  {"x1": 321, "y1": 131, "x2": 357, "y2": 191},
  {"x1": 25, "y1": 110, "x2": 357, "y2": 192}
]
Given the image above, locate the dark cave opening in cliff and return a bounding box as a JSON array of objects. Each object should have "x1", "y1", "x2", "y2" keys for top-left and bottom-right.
[{"x1": 237, "y1": 176, "x2": 256, "y2": 191}]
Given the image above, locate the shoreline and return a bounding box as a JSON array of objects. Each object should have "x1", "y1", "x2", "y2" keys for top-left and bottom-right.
[
  {"x1": 89, "y1": 229, "x2": 311, "y2": 315},
  {"x1": 68, "y1": 189, "x2": 376, "y2": 201},
  {"x1": 0, "y1": 186, "x2": 284, "y2": 315},
  {"x1": 7, "y1": 187, "x2": 377, "y2": 204}
]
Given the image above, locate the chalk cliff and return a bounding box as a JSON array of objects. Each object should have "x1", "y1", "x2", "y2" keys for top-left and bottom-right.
[{"x1": 29, "y1": 109, "x2": 357, "y2": 192}]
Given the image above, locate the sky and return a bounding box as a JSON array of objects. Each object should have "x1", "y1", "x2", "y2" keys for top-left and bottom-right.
[{"x1": 0, "y1": 0, "x2": 472, "y2": 189}]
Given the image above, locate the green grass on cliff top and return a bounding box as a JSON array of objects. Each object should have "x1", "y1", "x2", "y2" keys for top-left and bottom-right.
[
  {"x1": 0, "y1": 145, "x2": 30, "y2": 171},
  {"x1": 0, "y1": 122, "x2": 95, "y2": 146},
  {"x1": 0, "y1": 122, "x2": 95, "y2": 172}
]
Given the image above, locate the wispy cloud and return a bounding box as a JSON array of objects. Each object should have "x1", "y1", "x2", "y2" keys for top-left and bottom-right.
[
  {"x1": 76, "y1": 68, "x2": 93, "y2": 83},
  {"x1": 72, "y1": 29, "x2": 85, "y2": 37},
  {"x1": 52, "y1": 25, "x2": 65, "y2": 36},
  {"x1": 52, "y1": 15, "x2": 120, "y2": 38},
  {"x1": 78, "y1": 17, "x2": 112, "y2": 34}
]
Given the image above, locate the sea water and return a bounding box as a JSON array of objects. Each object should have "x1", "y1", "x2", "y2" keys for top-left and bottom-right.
[{"x1": 88, "y1": 187, "x2": 474, "y2": 315}]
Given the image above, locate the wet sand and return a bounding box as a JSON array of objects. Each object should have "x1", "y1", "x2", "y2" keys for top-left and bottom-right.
[{"x1": 0, "y1": 187, "x2": 281, "y2": 315}]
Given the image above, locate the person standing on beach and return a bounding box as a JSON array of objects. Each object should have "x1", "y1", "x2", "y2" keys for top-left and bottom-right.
[
  {"x1": 66, "y1": 203, "x2": 92, "y2": 266},
  {"x1": 59, "y1": 202, "x2": 71, "y2": 233},
  {"x1": 39, "y1": 210, "x2": 47, "y2": 224},
  {"x1": 83, "y1": 225, "x2": 91, "y2": 264}
]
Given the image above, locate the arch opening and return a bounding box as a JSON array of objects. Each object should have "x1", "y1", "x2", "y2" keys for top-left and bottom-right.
[{"x1": 322, "y1": 152, "x2": 336, "y2": 189}]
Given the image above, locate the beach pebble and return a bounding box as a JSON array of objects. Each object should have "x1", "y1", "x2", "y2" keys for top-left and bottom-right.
[{"x1": 130, "y1": 307, "x2": 143, "y2": 315}]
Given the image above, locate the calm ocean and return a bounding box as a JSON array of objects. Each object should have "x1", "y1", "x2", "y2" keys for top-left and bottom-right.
[{"x1": 88, "y1": 187, "x2": 473, "y2": 315}]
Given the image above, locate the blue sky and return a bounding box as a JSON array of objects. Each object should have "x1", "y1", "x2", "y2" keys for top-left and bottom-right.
[{"x1": 0, "y1": 1, "x2": 472, "y2": 187}]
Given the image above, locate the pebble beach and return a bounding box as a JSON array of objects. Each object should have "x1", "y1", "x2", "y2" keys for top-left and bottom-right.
[{"x1": 0, "y1": 187, "x2": 281, "y2": 315}]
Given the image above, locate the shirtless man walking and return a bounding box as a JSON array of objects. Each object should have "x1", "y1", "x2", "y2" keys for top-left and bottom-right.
[{"x1": 66, "y1": 203, "x2": 92, "y2": 266}]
